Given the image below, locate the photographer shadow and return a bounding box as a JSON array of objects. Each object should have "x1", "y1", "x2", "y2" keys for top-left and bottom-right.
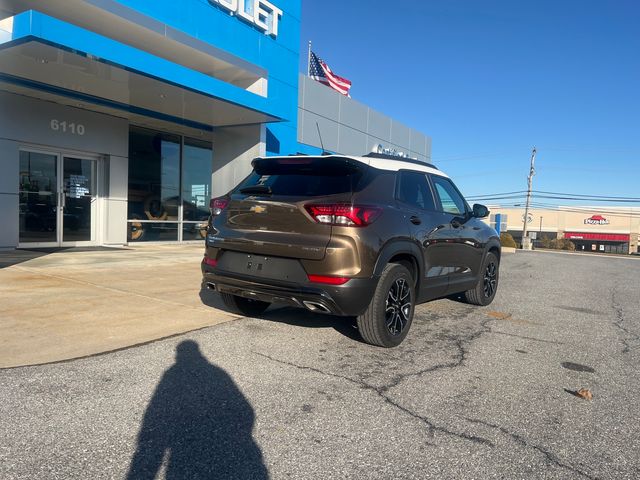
[{"x1": 127, "y1": 340, "x2": 268, "y2": 479}]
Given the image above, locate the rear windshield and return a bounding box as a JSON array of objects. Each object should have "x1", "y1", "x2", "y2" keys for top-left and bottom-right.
[{"x1": 235, "y1": 157, "x2": 363, "y2": 197}]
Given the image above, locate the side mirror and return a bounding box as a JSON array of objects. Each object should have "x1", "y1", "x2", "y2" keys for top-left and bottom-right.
[{"x1": 472, "y1": 203, "x2": 489, "y2": 218}]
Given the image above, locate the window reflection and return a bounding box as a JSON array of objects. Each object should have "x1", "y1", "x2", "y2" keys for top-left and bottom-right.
[
  {"x1": 183, "y1": 138, "x2": 212, "y2": 222},
  {"x1": 127, "y1": 222, "x2": 179, "y2": 242},
  {"x1": 128, "y1": 127, "x2": 181, "y2": 221},
  {"x1": 128, "y1": 127, "x2": 212, "y2": 242}
]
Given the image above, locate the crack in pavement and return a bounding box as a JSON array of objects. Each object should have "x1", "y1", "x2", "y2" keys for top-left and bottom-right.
[
  {"x1": 611, "y1": 289, "x2": 639, "y2": 354},
  {"x1": 380, "y1": 315, "x2": 494, "y2": 393},
  {"x1": 464, "y1": 417, "x2": 598, "y2": 480},
  {"x1": 252, "y1": 320, "x2": 495, "y2": 448},
  {"x1": 489, "y1": 330, "x2": 565, "y2": 345}
]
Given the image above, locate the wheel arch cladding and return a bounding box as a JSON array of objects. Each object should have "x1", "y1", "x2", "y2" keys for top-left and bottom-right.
[
  {"x1": 374, "y1": 241, "x2": 423, "y2": 288},
  {"x1": 487, "y1": 239, "x2": 501, "y2": 261}
]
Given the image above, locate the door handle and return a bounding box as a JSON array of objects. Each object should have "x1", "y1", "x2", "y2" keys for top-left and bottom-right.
[{"x1": 410, "y1": 216, "x2": 421, "y2": 225}]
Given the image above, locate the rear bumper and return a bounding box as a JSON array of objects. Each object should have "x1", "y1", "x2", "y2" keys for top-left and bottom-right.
[{"x1": 202, "y1": 266, "x2": 378, "y2": 317}]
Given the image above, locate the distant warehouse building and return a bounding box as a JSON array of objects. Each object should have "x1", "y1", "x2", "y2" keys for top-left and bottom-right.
[
  {"x1": 487, "y1": 206, "x2": 640, "y2": 254},
  {"x1": 0, "y1": 0, "x2": 430, "y2": 249}
]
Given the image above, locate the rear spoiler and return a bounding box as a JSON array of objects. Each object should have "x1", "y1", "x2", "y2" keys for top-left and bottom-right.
[{"x1": 251, "y1": 156, "x2": 364, "y2": 176}]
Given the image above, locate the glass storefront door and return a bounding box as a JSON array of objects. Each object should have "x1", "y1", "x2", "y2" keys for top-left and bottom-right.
[
  {"x1": 19, "y1": 150, "x2": 98, "y2": 247},
  {"x1": 62, "y1": 156, "x2": 96, "y2": 243},
  {"x1": 19, "y1": 151, "x2": 59, "y2": 244}
]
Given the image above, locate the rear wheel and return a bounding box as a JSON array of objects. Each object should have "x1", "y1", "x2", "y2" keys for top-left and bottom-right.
[
  {"x1": 464, "y1": 252, "x2": 499, "y2": 306},
  {"x1": 220, "y1": 292, "x2": 270, "y2": 316},
  {"x1": 357, "y1": 264, "x2": 415, "y2": 348}
]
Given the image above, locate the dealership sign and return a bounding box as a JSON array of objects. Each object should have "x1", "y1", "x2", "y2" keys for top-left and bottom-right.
[
  {"x1": 209, "y1": 0, "x2": 282, "y2": 37},
  {"x1": 584, "y1": 215, "x2": 610, "y2": 225},
  {"x1": 373, "y1": 144, "x2": 416, "y2": 160}
]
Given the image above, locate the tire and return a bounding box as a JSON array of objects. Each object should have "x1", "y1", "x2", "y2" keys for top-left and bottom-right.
[
  {"x1": 128, "y1": 214, "x2": 145, "y2": 242},
  {"x1": 357, "y1": 263, "x2": 415, "y2": 348},
  {"x1": 143, "y1": 195, "x2": 168, "y2": 220},
  {"x1": 464, "y1": 252, "x2": 499, "y2": 306},
  {"x1": 220, "y1": 292, "x2": 270, "y2": 317}
]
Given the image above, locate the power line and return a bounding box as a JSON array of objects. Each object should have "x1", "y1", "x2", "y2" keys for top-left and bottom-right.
[
  {"x1": 496, "y1": 201, "x2": 640, "y2": 212},
  {"x1": 467, "y1": 190, "x2": 528, "y2": 199},
  {"x1": 467, "y1": 190, "x2": 640, "y2": 202},
  {"x1": 534, "y1": 196, "x2": 640, "y2": 203},
  {"x1": 491, "y1": 202, "x2": 640, "y2": 219},
  {"x1": 534, "y1": 190, "x2": 640, "y2": 201},
  {"x1": 470, "y1": 195, "x2": 640, "y2": 203}
]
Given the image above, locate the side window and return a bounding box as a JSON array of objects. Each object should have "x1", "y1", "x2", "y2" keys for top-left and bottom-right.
[
  {"x1": 431, "y1": 176, "x2": 467, "y2": 215},
  {"x1": 397, "y1": 171, "x2": 436, "y2": 211}
]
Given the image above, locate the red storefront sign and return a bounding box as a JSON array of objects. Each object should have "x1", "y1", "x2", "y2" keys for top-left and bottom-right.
[
  {"x1": 564, "y1": 232, "x2": 629, "y2": 242},
  {"x1": 584, "y1": 215, "x2": 610, "y2": 225}
]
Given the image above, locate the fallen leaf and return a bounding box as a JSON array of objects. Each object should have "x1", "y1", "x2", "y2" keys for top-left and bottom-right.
[
  {"x1": 576, "y1": 388, "x2": 593, "y2": 401},
  {"x1": 486, "y1": 311, "x2": 512, "y2": 320}
]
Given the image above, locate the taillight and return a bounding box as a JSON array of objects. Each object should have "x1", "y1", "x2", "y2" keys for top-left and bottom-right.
[
  {"x1": 203, "y1": 257, "x2": 217, "y2": 267},
  {"x1": 307, "y1": 274, "x2": 350, "y2": 285},
  {"x1": 209, "y1": 197, "x2": 229, "y2": 215},
  {"x1": 304, "y1": 204, "x2": 382, "y2": 227}
]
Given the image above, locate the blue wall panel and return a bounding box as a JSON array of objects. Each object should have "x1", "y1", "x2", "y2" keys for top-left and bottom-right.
[
  {"x1": 115, "y1": 0, "x2": 302, "y2": 153},
  {"x1": 5, "y1": 0, "x2": 303, "y2": 155}
]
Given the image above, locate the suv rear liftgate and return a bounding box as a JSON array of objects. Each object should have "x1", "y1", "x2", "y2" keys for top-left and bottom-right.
[
  {"x1": 202, "y1": 154, "x2": 500, "y2": 347},
  {"x1": 203, "y1": 156, "x2": 382, "y2": 316}
]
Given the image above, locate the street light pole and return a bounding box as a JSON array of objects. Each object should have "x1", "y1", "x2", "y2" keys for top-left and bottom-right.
[{"x1": 521, "y1": 147, "x2": 537, "y2": 249}]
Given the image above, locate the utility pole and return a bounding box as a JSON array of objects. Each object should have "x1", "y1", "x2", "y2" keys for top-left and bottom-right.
[{"x1": 521, "y1": 147, "x2": 537, "y2": 249}]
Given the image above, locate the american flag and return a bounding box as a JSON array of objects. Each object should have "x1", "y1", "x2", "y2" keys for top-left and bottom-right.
[{"x1": 309, "y1": 51, "x2": 352, "y2": 96}]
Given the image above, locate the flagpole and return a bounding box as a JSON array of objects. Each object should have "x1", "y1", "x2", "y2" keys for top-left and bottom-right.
[{"x1": 307, "y1": 40, "x2": 312, "y2": 76}]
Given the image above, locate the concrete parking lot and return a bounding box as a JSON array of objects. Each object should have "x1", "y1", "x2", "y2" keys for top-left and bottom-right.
[
  {"x1": 0, "y1": 245, "x2": 237, "y2": 368},
  {"x1": 1, "y1": 250, "x2": 639, "y2": 479}
]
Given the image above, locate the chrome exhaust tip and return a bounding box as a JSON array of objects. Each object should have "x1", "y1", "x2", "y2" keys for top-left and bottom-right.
[
  {"x1": 206, "y1": 282, "x2": 216, "y2": 291},
  {"x1": 303, "y1": 301, "x2": 330, "y2": 313}
]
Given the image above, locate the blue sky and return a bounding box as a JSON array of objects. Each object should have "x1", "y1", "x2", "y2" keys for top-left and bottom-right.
[{"x1": 299, "y1": 0, "x2": 640, "y2": 206}]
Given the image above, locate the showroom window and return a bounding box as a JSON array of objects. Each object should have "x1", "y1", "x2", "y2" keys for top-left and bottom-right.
[{"x1": 127, "y1": 126, "x2": 212, "y2": 242}]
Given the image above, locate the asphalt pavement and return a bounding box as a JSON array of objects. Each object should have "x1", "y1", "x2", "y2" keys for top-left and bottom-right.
[{"x1": 1, "y1": 251, "x2": 639, "y2": 479}]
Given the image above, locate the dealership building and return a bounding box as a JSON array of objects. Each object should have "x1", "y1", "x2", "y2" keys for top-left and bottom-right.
[
  {"x1": 0, "y1": 0, "x2": 431, "y2": 249},
  {"x1": 488, "y1": 207, "x2": 640, "y2": 254}
]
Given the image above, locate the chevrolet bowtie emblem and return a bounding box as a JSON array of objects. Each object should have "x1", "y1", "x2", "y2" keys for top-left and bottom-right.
[{"x1": 251, "y1": 205, "x2": 267, "y2": 213}]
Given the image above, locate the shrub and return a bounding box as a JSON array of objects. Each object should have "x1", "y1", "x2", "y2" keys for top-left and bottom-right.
[
  {"x1": 547, "y1": 238, "x2": 575, "y2": 251},
  {"x1": 500, "y1": 232, "x2": 517, "y2": 248},
  {"x1": 540, "y1": 235, "x2": 552, "y2": 248}
]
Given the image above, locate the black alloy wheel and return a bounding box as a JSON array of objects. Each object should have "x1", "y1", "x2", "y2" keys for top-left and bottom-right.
[
  {"x1": 357, "y1": 263, "x2": 415, "y2": 348},
  {"x1": 385, "y1": 278, "x2": 412, "y2": 336},
  {"x1": 483, "y1": 260, "x2": 498, "y2": 298},
  {"x1": 464, "y1": 251, "x2": 499, "y2": 306}
]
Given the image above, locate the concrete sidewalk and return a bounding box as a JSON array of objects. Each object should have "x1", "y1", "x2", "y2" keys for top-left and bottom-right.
[{"x1": 0, "y1": 245, "x2": 238, "y2": 368}]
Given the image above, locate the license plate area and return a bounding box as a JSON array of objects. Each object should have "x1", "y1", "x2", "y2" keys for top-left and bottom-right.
[{"x1": 217, "y1": 251, "x2": 308, "y2": 283}]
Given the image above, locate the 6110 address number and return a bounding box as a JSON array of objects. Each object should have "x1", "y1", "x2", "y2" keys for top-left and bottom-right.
[{"x1": 50, "y1": 119, "x2": 85, "y2": 136}]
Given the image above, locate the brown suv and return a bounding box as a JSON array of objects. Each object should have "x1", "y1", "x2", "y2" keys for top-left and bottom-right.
[{"x1": 202, "y1": 154, "x2": 500, "y2": 347}]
